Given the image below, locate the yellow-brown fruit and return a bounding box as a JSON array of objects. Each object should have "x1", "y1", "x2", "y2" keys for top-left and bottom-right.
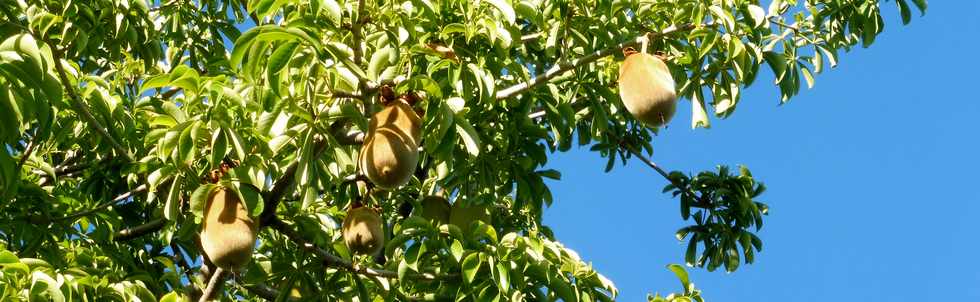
[
  {"x1": 199, "y1": 188, "x2": 258, "y2": 270},
  {"x1": 416, "y1": 195, "x2": 451, "y2": 225},
  {"x1": 342, "y1": 207, "x2": 385, "y2": 256},
  {"x1": 449, "y1": 202, "x2": 492, "y2": 235},
  {"x1": 618, "y1": 51, "x2": 677, "y2": 127},
  {"x1": 358, "y1": 99, "x2": 422, "y2": 189}
]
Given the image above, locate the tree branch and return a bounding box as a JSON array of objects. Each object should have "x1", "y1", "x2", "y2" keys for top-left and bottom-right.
[
  {"x1": 259, "y1": 138, "x2": 329, "y2": 225},
  {"x1": 259, "y1": 121, "x2": 362, "y2": 225},
  {"x1": 266, "y1": 217, "x2": 454, "y2": 281},
  {"x1": 351, "y1": 0, "x2": 367, "y2": 65},
  {"x1": 170, "y1": 242, "x2": 201, "y2": 298},
  {"x1": 617, "y1": 140, "x2": 712, "y2": 208},
  {"x1": 495, "y1": 23, "x2": 700, "y2": 100},
  {"x1": 521, "y1": 32, "x2": 544, "y2": 43},
  {"x1": 198, "y1": 267, "x2": 225, "y2": 302},
  {"x1": 42, "y1": 37, "x2": 135, "y2": 162},
  {"x1": 243, "y1": 283, "x2": 296, "y2": 301},
  {"x1": 113, "y1": 217, "x2": 166, "y2": 241},
  {"x1": 15, "y1": 133, "x2": 38, "y2": 174},
  {"x1": 55, "y1": 184, "x2": 148, "y2": 221}
]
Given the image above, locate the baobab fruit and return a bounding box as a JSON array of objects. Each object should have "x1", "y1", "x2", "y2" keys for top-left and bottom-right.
[
  {"x1": 449, "y1": 202, "x2": 492, "y2": 235},
  {"x1": 342, "y1": 206, "x2": 385, "y2": 256},
  {"x1": 618, "y1": 48, "x2": 677, "y2": 127},
  {"x1": 416, "y1": 195, "x2": 451, "y2": 225},
  {"x1": 199, "y1": 188, "x2": 258, "y2": 270},
  {"x1": 358, "y1": 98, "x2": 421, "y2": 189}
]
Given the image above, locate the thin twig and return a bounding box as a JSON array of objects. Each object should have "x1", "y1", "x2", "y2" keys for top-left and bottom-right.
[
  {"x1": 495, "y1": 23, "x2": 700, "y2": 100},
  {"x1": 198, "y1": 267, "x2": 226, "y2": 302},
  {"x1": 617, "y1": 140, "x2": 711, "y2": 208},
  {"x1": 768, "y1": 16, "x2": 800, "y2": 33},
  {"x1": 521, "y1": 32, "x2": 544, "y2": 42},
  {"x1": 331, "y1": 90, "x2": 363, "y2": 100},
  {"x1": 56, "y1": 185, "x2": 148, "y2": 221},
  {"x1": 15, "y1": 133, "x2": 38, "y2": 174}
]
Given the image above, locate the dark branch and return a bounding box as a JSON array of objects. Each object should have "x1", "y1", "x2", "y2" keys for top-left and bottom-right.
[
  {"x1": 55, "y1": 185, "x2": 147, "y2": 221},
  {"x1": 113, "y1": 217, "x2": 166, "y2": 241},
  {"x1": 495, "y1": 23, "x2": 701, "y2": 100},
  {"x1": 259, "y1": 120, "x2": 362, "y2": 225},
  {"x1": 617, "y1": 141, "x2": 711, "y2": 208}
]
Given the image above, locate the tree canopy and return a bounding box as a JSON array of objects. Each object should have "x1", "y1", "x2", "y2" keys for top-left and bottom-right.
[{"x1": 0, "y1": 0, "x2": 924, "y2": 301}]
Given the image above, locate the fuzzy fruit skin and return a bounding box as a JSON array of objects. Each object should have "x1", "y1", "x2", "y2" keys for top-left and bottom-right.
[
  {"x1": 359, "y1": 99, "x2": 422, "y2": 189},
  {"x1": 200, "y1": 188, "x2": 258, "y2": 270},
  {"x1": 417, "y1": 196, "x2": 451, "y2": 225},
  {"x1": 449, "y1": 202, "x2": 492, "y2": 235},
  {"x1": 618, "y1": 52, "x2": 677, "y2": 127},
  {"x1": 343, "y1": 207, "x2": 385, "y2": 256}
]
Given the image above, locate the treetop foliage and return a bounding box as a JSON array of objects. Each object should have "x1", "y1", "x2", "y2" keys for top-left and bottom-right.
[{"x1": 0, "y1": 0, "x2": 923, "y2": 300}]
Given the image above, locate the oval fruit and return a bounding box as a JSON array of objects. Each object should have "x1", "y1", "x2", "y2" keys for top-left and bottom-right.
[
  {"x1": 359, "y1": 99, "x2": 422, "y2": 189},
  {"x1": 199, "y1": 188, "x2": 258, "y2": 270},
  {"x1": 342, "y1": 206, "x2": 385, "y2": 256},
  {"x1": 618, "y1": 51, "x2": 677, "y2": 127}
]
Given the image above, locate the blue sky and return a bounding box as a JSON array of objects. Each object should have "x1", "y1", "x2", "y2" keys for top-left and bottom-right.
[{"x1": 543, "y1": 2, "x2": 980, "y2": 301}]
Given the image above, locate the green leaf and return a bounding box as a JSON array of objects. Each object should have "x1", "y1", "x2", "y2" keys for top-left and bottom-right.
[
  {"x1": 159, "y1": 292, "x2": 183, "y2": 302},
  {"x1": 367, "y1": 47, "x2": 396, "y2": 81},
  {"x1": 224, "y1": 127, "x2": 247, "y2": 160},
  {"x1": 896, "y1": 0, "x2": 912, "y2": 25},
  {"x1": 163, "y1": 175, "x2": 182, "y2": 220},
  {"x1": 548, "y1": 274, "x2": 576, "y2": 302},
  {"x1": 691, "y1": 89, "x2": 710, "y2": 129},
  {"x1": 177, "y1": 120, "x2": 199, "y2": 166},
  {"x1": 318, "y1": 0, "x2": 342, "y2": 25},
  {"x1": 461, "y1": 252, "x2": 482, "y2": 284},
  {"x1": 910, "y1": 0, "x2": 927, "y2": 15},
  {"x1": 667, "y1": 264, "x2": 691, "y2": 293},
  {"x1": 210, "y1": 128, "x2": 228, "y2": 168},
  {"x1": 140, "y1": 74, "x2": 171, "y2": 93},
  {"x1": 29, "y1": 271, "x2": 65, "y2": 302},
  {"x1": 455, "y1": 114, "x2": 482, "y2": 157},
  {"x1": 404, "y1": 242, "x2": 424, "y2": 271},
  {"x1": 190, "y1": 184, "x2": 219, "y2": 219},
  {"x1": 495, "y1": 261, "x2": 510, "y2": 292},
  {"x1": 396, "y1": 76, "x2": 444, "y2": 99},
  {"x1": 486, "y1": 0, "x2": 516, "y2": 24},
  {"x1": 0, "y1": 250, "x2": 18, "y2": 263},
  {"x1": 267, "y1": 41, "x2": 300, "y2": 77},
  {"x1": 450, "y1": 239, "x2": 464, "y2": 263},
  {"x1": 745, "y1": 4, "x2": 766, "y2": 28},
  {"x1": 800, "y1": 65, "x2": 815, "y2": 89},
  {"x1": 708, "y1": 5, "x2": 735, "y2": 31}
]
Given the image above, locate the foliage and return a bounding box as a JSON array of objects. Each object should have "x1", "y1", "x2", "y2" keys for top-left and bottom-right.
[
  {"x1": 646, "y1": 264, "x2": 704, "y2": 302},
  {"x1": 668, "y1": 165, "x2": 767, "y2": 273},
  {"x1": 0, "y1": 0, "x2": 923, "y2": 300}
]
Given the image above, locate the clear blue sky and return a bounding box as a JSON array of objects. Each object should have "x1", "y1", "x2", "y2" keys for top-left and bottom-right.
[{"x1": 543, "y1": 3, "x2": 980, "y2": 301}]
